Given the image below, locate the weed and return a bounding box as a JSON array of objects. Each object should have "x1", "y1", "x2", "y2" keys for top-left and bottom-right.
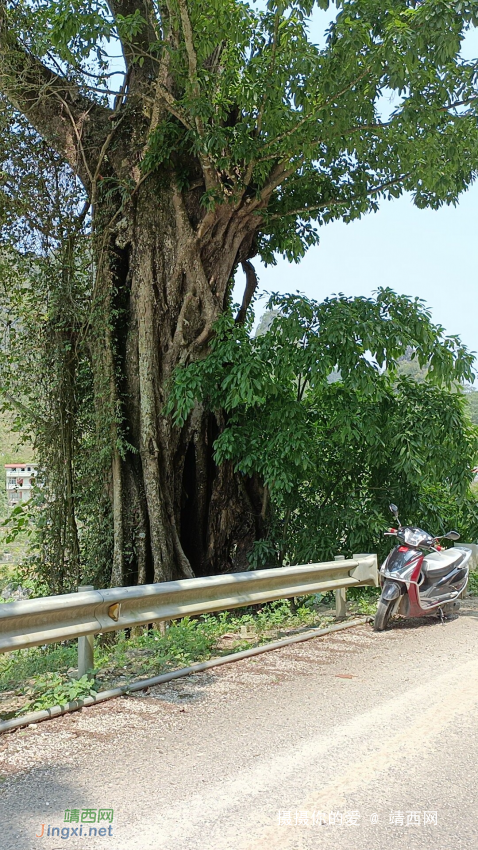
[
  {"x1": 133, "y1": 617, "x2": 219, "y2": 670},
  {"x1": 21, "y1": 673, "x2": 97, "y2": 712},
  {"x1": 0, "y1": 643, "x2": 77, "y2": 690}
]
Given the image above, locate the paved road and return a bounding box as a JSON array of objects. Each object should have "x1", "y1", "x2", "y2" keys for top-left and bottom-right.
[{"x1": 1, "y1": 601, "x2": 478, "y2": 850}]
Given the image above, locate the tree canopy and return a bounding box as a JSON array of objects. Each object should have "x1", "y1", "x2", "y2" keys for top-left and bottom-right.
[
  {"x1": 1, "y1": 0, "x2": 478, "y2": 264},
  {"x1": 168, "y1": 291, "x2": 478, "y2": 564}
]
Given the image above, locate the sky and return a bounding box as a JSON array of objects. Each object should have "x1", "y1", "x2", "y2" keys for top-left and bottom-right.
[{"x1": 233, "y1": 7, "x2": 478, "y2": 366}]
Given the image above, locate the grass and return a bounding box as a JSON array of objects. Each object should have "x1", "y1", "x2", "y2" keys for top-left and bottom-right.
[
  {"x1": 0, "y1": 592, "x2": 377, "y2": 717},
  {"x1": 20, "y1": 672, "x2": 98, "y2": 713},
  {"x1": 468, "y1": 570, "x2": 478, "y2": 596},
  {"x1": 0, "y1": 643, "x2": 78, "y2": 691}
]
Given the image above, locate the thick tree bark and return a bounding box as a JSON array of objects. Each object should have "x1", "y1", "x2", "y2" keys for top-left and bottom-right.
[
  {"x1": 95, "y1": 176, "x2": 262, "y2": 585},
  {"x1": 0, "y1": 2, "x2": 267, "y2": 585}
]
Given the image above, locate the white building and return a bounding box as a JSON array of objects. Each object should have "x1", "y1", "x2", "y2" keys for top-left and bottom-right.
[{"x1": 4, "y1": 463, "x2": 37, "y2": 505}]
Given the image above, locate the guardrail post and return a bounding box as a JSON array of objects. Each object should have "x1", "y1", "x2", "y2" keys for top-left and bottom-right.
[
  {"x1": 77, "y1": 585, "x2": 95, "y2": 679},
  {"x1": 334, "y1": 557, "x2": 347, "y2": 619}
]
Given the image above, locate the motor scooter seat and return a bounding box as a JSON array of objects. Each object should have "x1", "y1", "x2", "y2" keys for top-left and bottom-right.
[{"x1": 422, "y1": 549, "x2": 464, "y2": 580}]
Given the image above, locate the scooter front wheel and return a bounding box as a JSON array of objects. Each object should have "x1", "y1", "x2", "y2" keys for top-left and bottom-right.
[{"x1": 373, "y1": 597, "x2": 395, "y2": 631}]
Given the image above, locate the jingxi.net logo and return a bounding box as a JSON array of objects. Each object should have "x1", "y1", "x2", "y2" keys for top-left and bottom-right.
[{"x1": 36, "y1": 808, "x2": 114, "y2": 840}]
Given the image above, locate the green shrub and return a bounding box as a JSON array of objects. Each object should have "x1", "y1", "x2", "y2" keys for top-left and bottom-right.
[
  {"x1": 21, "y1": 672, "x2": 97, "y2": 712},
  {"x1": 468, "y1": 571, "x2": 478, "y2": 596}
]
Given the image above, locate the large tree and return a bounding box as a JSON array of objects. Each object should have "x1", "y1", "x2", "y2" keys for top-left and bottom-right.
[{"x1": 1, "y1": 0, "x2": 478, "y2": 585}]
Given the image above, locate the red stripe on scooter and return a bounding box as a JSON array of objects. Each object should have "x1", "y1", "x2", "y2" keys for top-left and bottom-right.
[{"x1": 407, "y1": 556, "x2": 425, "y2": 617}]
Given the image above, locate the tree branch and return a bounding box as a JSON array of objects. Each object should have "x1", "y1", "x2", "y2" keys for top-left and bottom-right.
[
  {"x1": 266, "y1": 200, "x2": 338, "y2": 221},
  {"x1": 107, "y1": 0, "x2": 158, "y2": 87},
  {"x1": 255, "y1": 122, "x2": 390, "y2": 164},
  {"x1": 265, "y1": 173, "x2": 410, "y2": 222},
  {"x1": 256, "y1": 12, "x2": 280, "y2": 137},
  {"x1": 90, "y1": 74, "x2": 129, "y2": 207},
  {"x1": 241, "y1": 12, "x2": 280, "y2": 191},
  {"x1": 0, "y1": 391, "x2": 48, "y2": 426},
  {"x1": 177, "y1": 0, "x2": 200, "y2": 106},
  {"x1": 241, "y1": 160, "x2": 296, "y2": 215},
  {"x1": 235, "y1": 260, "x2": 259, "y2": 325},
  {"x1": 175, "y1": 0, "x2": 222, "y2": 192},
  {"x1": 443, "y1": 94, "x2": 478, "y2": 111},
  {"x1": 146, "y1": 1, "x2": 199, "y2": 145},
  {"x1": 147, "y1": 1, "x2": 177, "y2": 134},
  {"x1": 258, "y1": 66, "x2": 373, "y2": 154},
  {"x1": 0, "y1": 5, "x2": 112, "y2": 187}
]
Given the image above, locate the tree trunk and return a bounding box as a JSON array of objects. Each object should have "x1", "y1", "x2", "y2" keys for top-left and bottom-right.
[{"x1": 95, "y1": 176, "x2": 262, "y2": 585}]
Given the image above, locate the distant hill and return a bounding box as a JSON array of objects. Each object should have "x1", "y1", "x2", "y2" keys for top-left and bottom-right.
[
  {"x1": 254, "y1": 309, "x2": 281, "y2": 337},
  {"x1": 465, "y1": 388, "x2": 478, "y2": 425},
  {"x1": 397, "y1": 348, "x2": 428, "y2": 383},
  {"x1": 397, "y1": 350, "x2": 477, "y2": 424}
]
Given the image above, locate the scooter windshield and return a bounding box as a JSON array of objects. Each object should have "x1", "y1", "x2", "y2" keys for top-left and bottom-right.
[{"x1": 397, "y1": 527, "x2": 435, "y2": 548}]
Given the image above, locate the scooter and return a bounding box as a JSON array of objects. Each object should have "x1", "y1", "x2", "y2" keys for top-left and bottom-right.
[{"x1": 374, "y1": 504, "x2": 471, "y2": 631}]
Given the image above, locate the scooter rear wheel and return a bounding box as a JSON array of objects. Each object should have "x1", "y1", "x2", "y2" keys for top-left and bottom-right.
[{"x1": 373, "y1": 597, "x2": 395, "y2": 631}]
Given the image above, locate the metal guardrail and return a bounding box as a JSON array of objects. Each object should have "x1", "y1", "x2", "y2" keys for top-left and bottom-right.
[
  {"x1": 0, "y1": 555, "x2": 378, "y2": 669},
  {"x1": 457, "y1": 544, "x2": 478, "y2": 570}
]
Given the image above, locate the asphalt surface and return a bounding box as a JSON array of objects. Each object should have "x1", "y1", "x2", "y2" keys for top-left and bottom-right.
[{"x1": 1, "y1": 600, "x2": 478, "y2": 850}]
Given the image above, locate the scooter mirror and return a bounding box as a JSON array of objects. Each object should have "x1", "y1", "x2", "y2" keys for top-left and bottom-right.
[
  {"x1": 389, "y1": 504, "x2": 399, "y2": 517},
  {"x1": 444, "y1": 530, "x2": 460, "y2": 541}
]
